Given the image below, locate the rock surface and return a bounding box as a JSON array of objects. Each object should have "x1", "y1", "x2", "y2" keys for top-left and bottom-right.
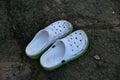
[{"x1": 0, "y1": 0, "x2": 120, "y2": 80}]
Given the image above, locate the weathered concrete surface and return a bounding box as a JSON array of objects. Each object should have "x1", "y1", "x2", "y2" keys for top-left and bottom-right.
[{"x1": 0, "y1": 0, "x2": 120, "y2": 80}]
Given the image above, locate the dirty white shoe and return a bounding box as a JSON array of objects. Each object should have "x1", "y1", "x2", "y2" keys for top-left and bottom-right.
[
  {"x1": 25, "y1": 20, "x2": 73, "y2": 59},
  {"x1": 40, "y1": 30, "x2": 88, "y2": 70}
]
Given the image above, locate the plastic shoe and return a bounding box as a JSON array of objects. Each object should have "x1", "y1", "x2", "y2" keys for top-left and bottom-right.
[
  {"x1": 40, "y1": 30, "x2": 88, "y2": 71},
  {"x1": 25, "y1": 20, "x2": 73, "y2": 59}
]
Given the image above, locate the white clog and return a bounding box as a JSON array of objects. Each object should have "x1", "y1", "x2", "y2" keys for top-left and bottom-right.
[
  {"x1": 40, "y1": 30, "x2": 88, "y2": 70},
  {"x1": 25, "y1": 20, "x2": 73, "y2": 59}
]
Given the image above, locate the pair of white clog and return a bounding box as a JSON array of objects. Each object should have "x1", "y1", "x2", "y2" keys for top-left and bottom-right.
[{"x1": 25, "y1": 20, "x2": 88, "y2": 71}]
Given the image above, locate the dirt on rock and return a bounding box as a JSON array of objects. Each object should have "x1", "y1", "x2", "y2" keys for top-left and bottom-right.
[{"x1": 0, "y1": 0, "x2": 120, "y2": 80}]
